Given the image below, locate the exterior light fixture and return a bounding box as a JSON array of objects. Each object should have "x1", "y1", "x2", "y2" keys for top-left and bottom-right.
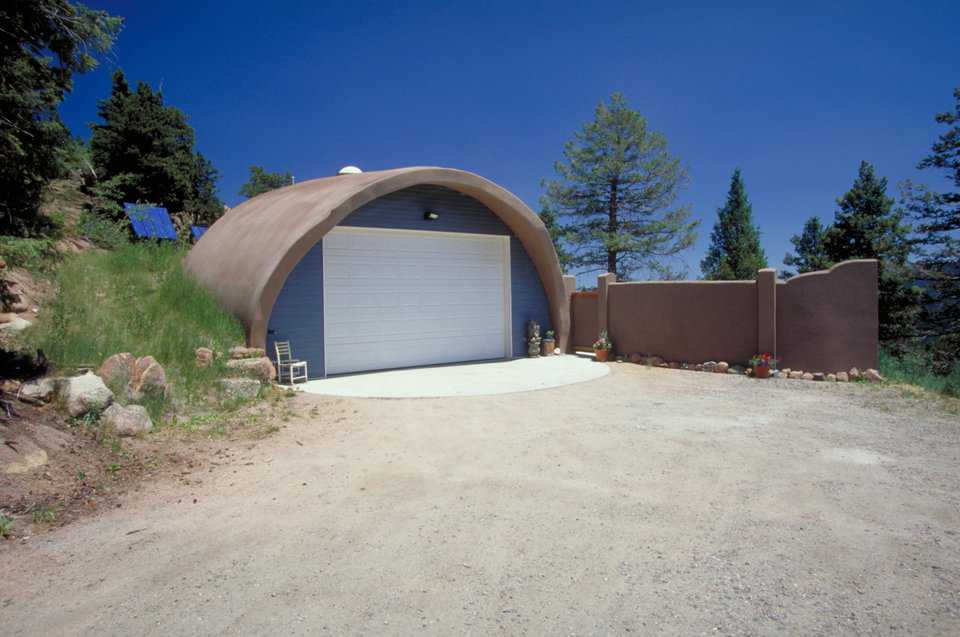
[{"x1": 424, "y1": 211, "x2": 439, "y2": 220}]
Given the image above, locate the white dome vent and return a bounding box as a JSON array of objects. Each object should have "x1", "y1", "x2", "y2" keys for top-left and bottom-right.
[{"x1": 338, "y1": 165, "x2": 362, "y2": 175}]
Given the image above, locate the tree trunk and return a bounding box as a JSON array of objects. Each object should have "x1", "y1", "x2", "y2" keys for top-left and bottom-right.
[{"x1": 608, "y1": 179, "x2": 619, "y2": 275}]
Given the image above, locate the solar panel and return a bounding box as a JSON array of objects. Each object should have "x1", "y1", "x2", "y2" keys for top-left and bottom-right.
[
  {"x1": 124, "y1": 204, "x2": 178, "y2": 240},
  {"x1": 191, "y1": 225, "x2": 208, "y2": 241}
]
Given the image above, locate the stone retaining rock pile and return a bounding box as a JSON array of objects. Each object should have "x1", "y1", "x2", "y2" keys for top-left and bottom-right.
[
  {"x1": 225, "y1": 346, "x2": 276, "y2": 383},
  {"x1": 98, "y1": 353, "x2": 168, "y2": 401}
]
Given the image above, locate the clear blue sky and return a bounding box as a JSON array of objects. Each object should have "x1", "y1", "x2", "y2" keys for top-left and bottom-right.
[{"x1": 58, "y1": 0, "x2": 959, "y2": 279}]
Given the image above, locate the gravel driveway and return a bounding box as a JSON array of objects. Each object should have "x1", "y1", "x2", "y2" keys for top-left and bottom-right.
[{"x1": 2, "y1": 363, "x2": 959, "y2": 635}]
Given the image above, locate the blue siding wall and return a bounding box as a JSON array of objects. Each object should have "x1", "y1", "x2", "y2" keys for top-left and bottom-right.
[
  {"x1": 266, "y1": 241, "x2": 324, "y2": 379},
  {"x1": 267, "y1": 185, "x2": 552, "y2": 377}
]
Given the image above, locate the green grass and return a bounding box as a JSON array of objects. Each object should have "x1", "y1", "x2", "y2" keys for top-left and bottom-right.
[
  {"x1": 880, "y1": 347, "x2": 960, "y2": 398},
  {"x1": 0, "y1": 235, "x2": 57, "y2": 271},
  {"x1": 0, "y1": 512, "x2": 13, "y2": 538},
  {"x1": 27, "y1": 242, "x2": 245, "y2": 415}
]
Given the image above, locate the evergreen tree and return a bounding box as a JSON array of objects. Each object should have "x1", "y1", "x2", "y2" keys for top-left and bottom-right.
[
  {"x1": 903, "y1": 87, "x2": 960, "y2": 358},
  {"x1": 239, "y1": 166, "x2": 293, "y2": 199},
  {"x1": 0, "y1": 1, "x2": 121, "y2": 236},
  {"x1": 783, "y1": 216, "x2": 831, "y2": 277},
  {"x1": 701, "y1": 169, "x2": 767, "y2": 279},
  {"x1": 825, "y1": 161, "x2": 918, "y2": 341},
  {"x1": 186, "y1": 153, "x2": 223, "y2": 226},
  {"x1": 90, "y1": 70, "x2": 223, "y2": 223},
  {"x1": 540, "y1": 93, "x2": 698, "y2": 280},
  {"x1": 537, "y1": 203, "x2": 572, "y2": 271}
]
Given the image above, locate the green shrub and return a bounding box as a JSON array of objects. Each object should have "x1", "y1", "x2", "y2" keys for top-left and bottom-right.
[
  {"x1": 880, "y1": 346, "x2": 960, "y2": 398},
  {"x1": 75, "y1": 210, "x2": 130, "y2": 249},
  {"x1": 28, "y1": 242, "x2": 244, "y2": 416},
  {"x1": 0, "y1": 236, "x2": 56, "y2": 270}
]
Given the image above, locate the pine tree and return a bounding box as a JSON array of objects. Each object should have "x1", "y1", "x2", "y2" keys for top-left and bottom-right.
[
  {"x1": 825, "y1": 161, "x2": 918, "y2": 342},
  {"x1": 783, "y1": 216, "x2": 831, "y2": 277},
  {"x1": 540, "y1": 93, "x2": 698, "y2": 280},
  {"x1": 537, "y1": 203, "x2": 572, "y2": 271},
  {"x1": 90, "y1": 70, "x2": 223, "y2": 223},
  {"x1": 903, "y1": 87, "x2": 960, "y2": 365},
  {"x1": 701, "y1": 169, "x2": 767, "y2": 280},
  {"x1": 0, "y1": 1, "x2": 121, "y2": 236},
  {"x1": 239, "y1": 166, "x2": 293, "y2": 199}
]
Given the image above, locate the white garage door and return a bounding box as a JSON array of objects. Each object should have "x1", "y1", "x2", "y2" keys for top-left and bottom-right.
[{"x1": 323, "y1": 227, "x2": 511, "y2": 375}]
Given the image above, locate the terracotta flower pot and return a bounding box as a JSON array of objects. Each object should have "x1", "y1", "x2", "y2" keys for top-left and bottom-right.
[
  {"x1": 753, "y1": 365, "x2": 771, "y2": 378},
  {"x1": 595, "y1": 349, "x2": 610, "y2": 362},
  {"x1": 541, "y1": 339, "x2": 555, "y2": 356}
]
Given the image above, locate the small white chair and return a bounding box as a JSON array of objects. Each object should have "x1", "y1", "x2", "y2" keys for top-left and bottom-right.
[{"x1": 274, "y1": 341, "x2": 308, "y2": 384}]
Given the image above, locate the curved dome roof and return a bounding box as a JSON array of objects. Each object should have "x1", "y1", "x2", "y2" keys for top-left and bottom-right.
[{"x1": 184, "y1": 166, "x2": 569, "y2": 351}]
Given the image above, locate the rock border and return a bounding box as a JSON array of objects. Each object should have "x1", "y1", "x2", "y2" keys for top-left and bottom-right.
[{"x1": 618, "y1": 353, "x2": 883, "y2": 384}]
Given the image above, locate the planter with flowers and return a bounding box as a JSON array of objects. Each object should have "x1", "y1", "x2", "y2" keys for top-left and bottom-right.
[
  {"x1": 749, "y1": 353, "x2": 778, "y2": 378},
  {"x1": 593, "y1": 330, "x2": 613, "y2": 362},
  {"x1": 541, "y1": 330, "x2": 556, "y2": 356}
]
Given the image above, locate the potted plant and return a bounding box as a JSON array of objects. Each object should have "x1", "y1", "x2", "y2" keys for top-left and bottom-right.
[
  {"x1": 749, "y1": 353, "x2": 778, "y2": 378},
  {"x1": 593, "y1": 330, "x2": 613, "y2": 362},
  {"x1": 541, "y1": 330, "x2": 556, "y2": 356}
]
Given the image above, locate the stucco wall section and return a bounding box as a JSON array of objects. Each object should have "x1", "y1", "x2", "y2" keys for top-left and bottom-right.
[
  {"x1": 585, "y1": 259, "x2": 878, "y2": 371},
  {"x1": 776, "y1": 260, "x2": 879, "y2": 371},
  {"x1": 607, "y1": 281, "x2": 758, "y2": 363},
  {"x1": 570, "y1": 293, "x2": 599, "y2": 350}
]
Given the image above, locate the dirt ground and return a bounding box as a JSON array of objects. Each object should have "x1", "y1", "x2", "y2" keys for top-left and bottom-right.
[{"x1": 1, "y1": 363, "x2": 959, "y2": 635}]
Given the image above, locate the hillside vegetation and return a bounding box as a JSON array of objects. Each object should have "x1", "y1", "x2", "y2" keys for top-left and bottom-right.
[{"x1": 26, "y1": 242, "x2": 244, "y2": 407}]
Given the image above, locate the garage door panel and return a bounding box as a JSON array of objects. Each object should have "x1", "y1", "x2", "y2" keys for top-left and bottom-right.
[{"x1": 324, "y1": 228, "x2": 509, "y2": 375}]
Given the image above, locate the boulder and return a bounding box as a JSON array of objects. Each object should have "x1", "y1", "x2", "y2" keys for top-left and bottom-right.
[
  {"x1": 849, "y1": 367, "x2": 861, "y2": 381},
  {"x1": 195, "y1": 347, "x2": 214, "y2": 368},
  {"x1": 645, "y1": 355, "x2": 664, "y2": 367},
  {"x1": 9, "y1": 298, "x2": 29, "y2": 313},
  {"x1": 802, "y1": 372, "x2": 815, "y2": 381},
  {"x1": 694, "y1": 363, "x2": 704, "y2": 372},
  {"x1": 628, "y1": 352, "x2": 644, "y2": 364},
  {"x1": 0, "y1": 316, "x2": 31, "y2": 332},
  {"x1": 102, "y1": 403, "x2": 153, "y2": 437},
  {"x1": 826, "y1": 373, "x2": 837, "y2": 382},
  {"x1": 1, "y1": 437, "x2": 48, "y2": 474},
  {"x1": 130, "y1": 355, "x2": 167, "y2": 399},
  {"x1": 668, "y1": 361, "x2": 680, "y2": 369},
  {"x1": 100, "y1": 354, "x2": 168, "y2": 400},
  {"x1": 230, "y1": 346, "x2": 266, "y2": 360},
  {"x1": 61, "y1": 373, "x2": 114, "y2": 417},
  {"x1": 218, "y1": 378, "x2": 262, "y2": 401},
  {"x1": 780, "y1": 368, "x2": 791, "y2": 376},
  {"x1": 863, "y1": 368, "x2": 883, "y2": 382},
  {"x1": 812, "y1": 372, "x2": 825, "y2": 381},
  {"x1": 98, "y1": 352, "x2": 136, "y2": 388},
  {"x1": 716, "y1": 361, "x2": 730, "y2": 374},
  {"x1": 226, "y1": 356, "x2": 276, "y2": 383},
  {"x1": 836, "y1": 371, "x2": 849, "y2": 382},
  {"x1": 788, "y1": 370, "x2": 804, "y2": 380},
  {"x1": 17, "y1": 377, "x2": 63, "y2": 404},
  {"x1": 702, "y1": 361, "x2": 717, "y2": 373}
]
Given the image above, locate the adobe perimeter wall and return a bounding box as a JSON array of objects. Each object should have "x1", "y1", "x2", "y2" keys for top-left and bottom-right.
[
  {"x1": 607, "y1": 281, "x2": 757, "y2": 363},
  {"x1": 777, "y1": 260, "x2": 879, "y2": 372},
  {"x1": 584, "y1": 259, "x2": 878, "y2": 373}
]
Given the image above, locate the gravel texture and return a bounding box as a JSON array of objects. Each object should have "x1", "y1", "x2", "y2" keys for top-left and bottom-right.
[{"x1": 2, "y1": 363, "x2": 958, "y2": 635}]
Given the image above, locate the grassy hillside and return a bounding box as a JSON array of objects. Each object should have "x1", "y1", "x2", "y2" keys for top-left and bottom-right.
[
  {"x1": 27, "y1": 242, "x2": 244, "y2": 409},
  {"x1": 880, "y1": 348, "x2": 960, "y2": 398}
]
